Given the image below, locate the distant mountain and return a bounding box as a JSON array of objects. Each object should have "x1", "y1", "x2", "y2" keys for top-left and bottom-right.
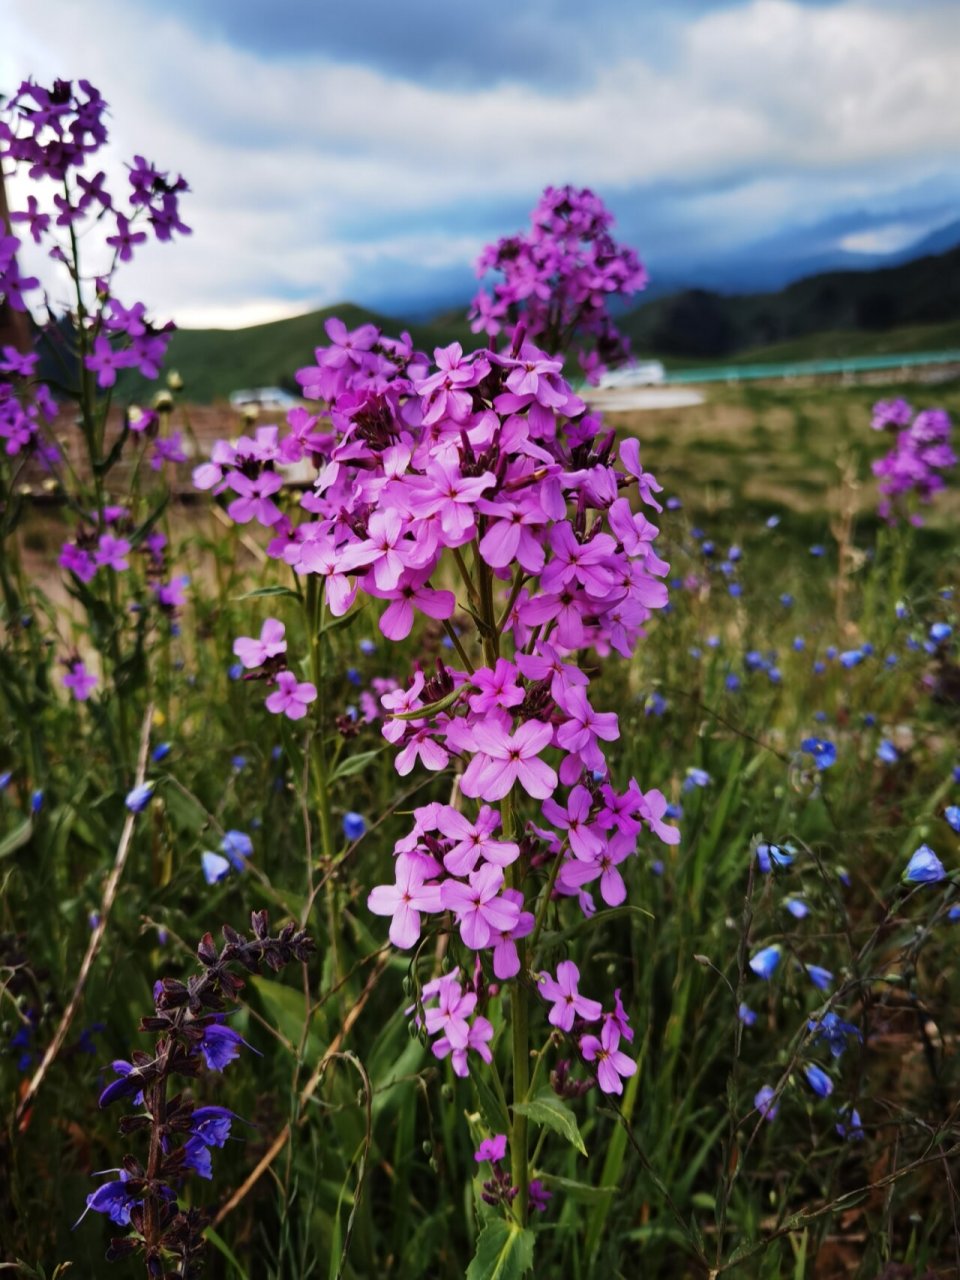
[
  {"x1": 135, "y1": 243, "x2": 960, "y2": 402},
  {"x1": 618, "y1": 245, "x2": 960, "y2": 359}
]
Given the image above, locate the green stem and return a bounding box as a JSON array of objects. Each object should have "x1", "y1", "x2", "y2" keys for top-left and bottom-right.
[{"x1": 306, "y1": 577, "x2": 340, "y2": 978}]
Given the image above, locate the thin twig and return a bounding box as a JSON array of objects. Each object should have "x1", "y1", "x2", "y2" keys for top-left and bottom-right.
[
  {"x1": 210, "y1": 954, "x2": 387, "y2": 1229},
  {"x1": 15, "y1": 702, "x2": 154, "y2": 1124}
]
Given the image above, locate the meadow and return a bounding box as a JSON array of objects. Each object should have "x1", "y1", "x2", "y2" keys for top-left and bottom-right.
[{"x1": 2, "y1": 79, "x2": 960, "y2": 1280}]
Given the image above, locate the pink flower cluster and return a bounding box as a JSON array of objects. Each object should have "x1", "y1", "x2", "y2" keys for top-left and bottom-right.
[
  {"x1": 870, "y1": 400, "x2": 954, "y2": 523},
  {"x1": 0, "y1": 347, "x2": 56, "y2": 458},
  {"x1": 468, "y1": 186, "x2": 648, "y2": 384},
  {"x1": 196, "y1": 311, "x2": 676, "y2": 1094},
  {"x1": 0, "y1": 78, "x2": 188, "y2": 412}
]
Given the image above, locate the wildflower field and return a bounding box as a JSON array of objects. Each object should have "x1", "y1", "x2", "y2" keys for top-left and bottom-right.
[{"x1": 2, "y1": 80, "x2": 960, "y2": 1280}]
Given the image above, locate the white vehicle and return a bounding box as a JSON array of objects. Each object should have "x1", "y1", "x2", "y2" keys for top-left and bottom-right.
[
  {"x1": 597, "y1": 360, "x2": 666, "y2": 389},
  {"x1": 229, "y1": 386, "x2": 300, "y2": 412}
]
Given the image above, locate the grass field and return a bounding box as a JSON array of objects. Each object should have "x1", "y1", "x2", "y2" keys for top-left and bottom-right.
[{"x1": 2, "y1": 374, "x2": 959, "y2": 1278}]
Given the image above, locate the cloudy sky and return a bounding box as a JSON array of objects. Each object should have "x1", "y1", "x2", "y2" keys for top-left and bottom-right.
[{"x1": 3, "y1": 0, "x2": 960, "y2": 328}]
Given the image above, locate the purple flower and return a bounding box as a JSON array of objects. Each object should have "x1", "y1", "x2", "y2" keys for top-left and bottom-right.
[
  {"x1": 528, "y1": 1179, "x2": 552, "y2": 1212},
  {"x1": 265, "y1": 671, "x2": 317, "y2": 721},
  {"x1": 189, "y1": 1105, "x2": 237, "y2": 1148},
  {"x1": 579, "y1": 1019, "x2": 636, "y2": 1095},
  {"x1": 233, "y1": 618, "x2": 286, "y2": 668},
  {"x1": 460, "y1": 720, "x2": 558, "y2": 803},
  {"x1": 475, "y1": 1134, "x2": 507, "y2": 1164},
  {"x1": 75, "y1": 1173, "x2": 139, "y2": 1228},
  {"x1": 367, "y1": 854, "x2": 443, "y2": 950},
  {"x1": 441, "y1": 864, "x2": 521, "y2": 951},
  {"x1": 62, "y1": 659, "x2": 97, "y2": 701},
  {"x1": 199, "y1": 1021, "x2": 259, "y2": 1072},
  {"x1": 539, "y1": 961, "x2": 602, "y2": 1032}
]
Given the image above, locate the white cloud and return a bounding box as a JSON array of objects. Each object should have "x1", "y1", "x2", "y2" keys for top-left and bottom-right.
[{"x1": 3, "y1": 0, "x2": 959, "y2": 326}]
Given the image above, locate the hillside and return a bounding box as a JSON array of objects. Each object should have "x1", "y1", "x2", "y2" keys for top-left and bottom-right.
[
  {"x1": 128, "y1": 245, "x2": 960, "y2": 402},
  {"x1": 620, "y1": 245, "x2": 960, "y2": 359},
  {"x1": 135, "y1": 303, "x2": 473, "y2": 404}
]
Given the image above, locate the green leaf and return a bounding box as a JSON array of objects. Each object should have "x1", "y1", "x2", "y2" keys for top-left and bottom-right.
[
  {"x1": 0, "y1": 818, "x2": 33, "y2": 860},
  {"x1": 513, "y1": 1089, "x2": 587, "y2": 1156},
  {"x1": 473, "y1": 1067, "x2": 510, "y2": 1135},
  {"x1": 537, "y1": 1173, "x2": 617, "y2": 1205},
  {"x1": 465, "y1": 1219, "x2": 534, "y2": 1280},
  {"x1": 250, "y1": 974, "x2": 321, "y2": 1060},
  {"x1": 233, "y1": 585, "x2": 301, "y2": 603},
  {"x1": 330, "y1": 749, "x2": 383, "y2": 782}
]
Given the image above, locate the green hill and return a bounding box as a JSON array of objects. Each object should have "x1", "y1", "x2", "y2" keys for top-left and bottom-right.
[
  {"x1": 140, "y1": 302, "x2": 473, "y2": 404},
  {"x1": 619, "y1": 246, "x2": 960, "y2": 360},
  {"x1": 134, "y1": 245, "x2": 960, "y2": 403}
]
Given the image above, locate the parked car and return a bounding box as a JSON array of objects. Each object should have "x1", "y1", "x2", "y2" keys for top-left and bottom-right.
[
  {"x1": 229, "y1": 386, "x2": 300, "y2": 412},
  {"x1": 598, "y1": 360, "x2": 666, "y2": 388}
]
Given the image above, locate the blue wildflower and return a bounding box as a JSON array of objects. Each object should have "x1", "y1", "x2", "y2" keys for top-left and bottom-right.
[
  {"x1": 945, "y1": 806, "x2": 960, "y2": 833},
  {"x1": 199, "y1": 1021, "x2": 259, "y2": 1072},
  {"x1": 756, "y1": 842, "x2": 794, "y2": 873},
  {"x1": 151, "y1": 742, "x2": 172, "y2": 763},
  {"x1": 839, "y1": 648, "x2": 864, "y2": 668},
  {"x1": 644, "y1": 692, "x2": 667, "y2": 716},
  {"x1": 813, "y1": 710, "x2": 827, "y2": 723},
  {"x1": 347, "y1": 666, "x2": 362, "y2": 686},
  {"x1": 682, "y1": 768, "x2": 712, "y2": 792},
  {"x1": 755, "y1": 1085, "x2": 778, "y2": 1120},
  {"x1": 812, "y1": 661, "x2": 826, "y2": 675},
  {"x1": 728, "y1": 582, "x2": 743, "y2": 598},
  {"x1": 738, "y1": 1002, "x2": 757, "y2": 1026},
  {"x1": 231, "y1": 755, "x2": 248, "y2": 771},
  {"x1": 220, "y1": 830, "x2": 253, "y2": 870},
  {"x1": 666, "y1": 496, "x2": 682, "y2": 510},
  {"x1": 228, "y1": 662, "x2": 244, "y2": 680},
  {"x1": 930, "y1": 622, "x2": 953, "y2": 643},
  {"x1": 766, "y1": 514, "x2": 781, "y2": 529},
  {"x1": 725, "y1": 673, "x2": 741, "y2": 692},
  {"x1": 808, "y1": 1012, "x2": 862, "y2": 1059},
  {"x1": 688, "y1": 646, "x2": 702, "y2": 660},
  {"x1": 124, "y1": 782, "x2": 155, "y2": 813},
  {"x1": 903, "y1": 844, "x2": 946, "y2": 884},
  {"x1": 0, "y1": 770, "x2": 11, "y2": 789},
  {"x1": 74, "y1": 1173, "x2": 140, "y2": 1228},
  {"x1": 343, "y1": 812, "x2": 366, "y2": 841},
  {"x1": 30, "y1": 789, "x2": 43, "y2": 813},
  {"x1": 792, "y1": 636, "x2": 806, "y2": 651},
  {"x1": 201, "y1": 851, "x2": 231, "y2": 884},
  {"x1": 664, "y1": 803, "x2": 683, "y2": 820},
  {"x1": 895, "y1": 601, "x2": 909, "y2": 620},
  {"x1": 749, "y1": 944, "x2": 782, "y2": 980},
  {"x1": 876, "y1": 740, "x2": 899, "y2": 764},
  {"x1": 359, "y1": 638, "x2": 377, "y2": 655},
  {"x1": 190, "y1": 1105, "x2": 237, "y2": 1148},
  {"x1": 826, "y1": 646, "x2": 838, "y2": 660},
  {"x1": 779, "y1": 593, "x2": 793, "y2": 607},
  {"x1": 784, "y1": 897, "x2": 809, "y2": 919},
  {"x1": 804, "y1": 964, "x2": 834, "y2": 990},
  {"x1": 801, "y1": 738, "x2": 837, "y2": 770},
  {"x1": 835, "y1": 1106, "x2": 864, "y2": 1141},
  {"x1": 183, "y1": 1137, "x2": 213, "y2": 1180},
  {"x1": 809, "y1": 545, "x2": 825, "y2": 557},
  {"x1": 804, "y1": 1064, "x2": 833, "y2": 1098}
]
